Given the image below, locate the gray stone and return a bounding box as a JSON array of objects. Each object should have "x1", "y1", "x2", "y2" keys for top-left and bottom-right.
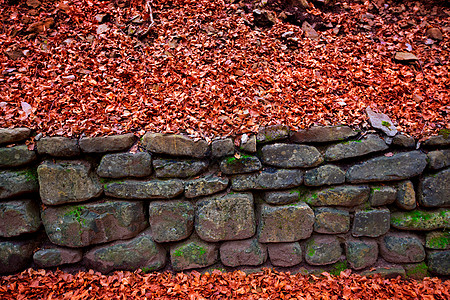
[
  {"x1": 369, "y1": 186, "x2": 397, "y2": 206},
  {"x1": 427, "y1": 250, "x2": 450, "y2": 275},
  {"x1": 366, "y1": 107, "x2": 398, "y2": 136},
  {"x1": 239, "y1": 134, "x2": 257, "y2": 153},
  {"x1": 360, "y1": 266, "x2": 406, "y2": 278},
  {"x1": 170, "y1": 237, "x2": 218, "y2": 271},
  {"x1": 352, "y1": 208, "x2": 390, "y2": 237},
  {"x1": 85, "y1": 229, "x2": 166, "y2": 273},
  {"x1": 427, "y1": 150, "x2": 450, "y2": 170},
  {"x1": 263, "y1": 190, "x2": 300, "y2": 205},
  {"x1": 345, "y1": 239, "x2": 378, "y2": 270},
  {"x1": 425, "y1": 231, "x2": 450, "y2": 250},
  {"x1": 36, "y1": 137, "x2": 80, "y2": 157},
  {"x1": 302, "y1": 21, "x2": 319, "y2": 40},
  {"x1": 391, "y1": 209, "x2": 449, "y2": 231},
  {"x1": 220, "y1": 238, "x2": 267, "y2": 267},
  {"x1": 231, "y1": 168, "x2": 303, "y2": 191},
  {"x1": 258, "y1": 202, "x2": 314, "y2": 243},
  {"x1": 0, "y1": 240, "x2": 37, "y2": 274},
  {"x1": 261, "y1": 143, "x2": 323, "y2": 168},
  {"x1": 219, "y1": 155, "x2": 262, "y2": 175},
  {"x1": 153, "y1": 158, "x2": 208, "y2": 178},
  {"x1": 419, "y1": 168, "x2": 450, "y2": 207},
  {"x1": 267, "y1": 242, "x2": 302, "y2": 267},
  {"x1": 0, "y1": 200, "x2": 41, "y2": 237},
  {"x1": 305, "y1": 235, "x2": 342, "y2": 266},
  {"x1": 380, "y1": 233, "x2": 425, "y2": 263},
  {"x1": 346, "y1": 151, "x2": 427, "y2": 183},
  {"x1": 314, "y1": 207, "x2": 350, "y2": 234},
  {"x1": 97, "y1": 152, "x2": 152, "y2": 178},
  {"x1": 211, "y1": 138, "x2": 234, "y2": 157},
  {"x1": 257, "y1": 125, "x2": 289, "y2": 143},
  {"x1": 290, "y1": 126, "x2": 357, "y2": 143},
  {"x1": 392, "y1": 134, "x2": 415, "y2": 148},
  {"x1": 33, "y1": 247, "x2": 82, "y2": 268},
  {"x1": 79, "y1": 133, "x2": 136, "y2": 153},
  {"x1": 41, "y1": 199, "x2": 148, "y2": 247},
  {"x1": 142, "y1": 133, "x2": 209, "y2": 158},
  {"x1": 422, "y1": 134, "x2": 450, "y2": 147},
  {"x1": 0, "y1": 145, "x2": 36, "y2": 167},
  {"x1": 184, "y1": 176, "x2": 229, "y2": 198},
  {"x1": 0, "y1": 128, "x2": 31, "y2": 145},
  {"x1": 104, "y1": 179, "x2": 183, "y2": 199},
  {"x1": 38, "y1": 161, "x2": 102, "y2": 205},
  {"x1": 0, "y1": 169, "x2": 38, "y2": 199},
  {"x1": 305, "y1": 185, "x2": 369, "y2": 207},
  {"x1": 396, "y1": 181, "x2": 416, "y2": 210},
  {"x1": 304, "y1": 165, "x2": 345, "y2": 186},
  {"x1": 324, "y1": 134, "x2": 388, "y2": 161},
  {"x1": 148, "y1": 200, "x2": 194, "y2": 243},
  {"x1": 195, "y1": 192, "x2": 255, "y2": 242}
]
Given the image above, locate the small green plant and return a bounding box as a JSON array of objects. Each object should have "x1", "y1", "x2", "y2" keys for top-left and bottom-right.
[
  {"x1": 381, "y1": 121, "x2": 391, "y2": 129},
  {"x1": 65, "y1": 206, "x2": 87, "y2": 226},
  {"x1": 140, "y1": 267, "x2": 153, "y2": 274}
]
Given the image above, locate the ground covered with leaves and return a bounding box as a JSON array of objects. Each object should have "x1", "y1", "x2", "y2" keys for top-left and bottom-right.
[{"x1": 0, "y1": 268, "x2": 449, "y2": 299}]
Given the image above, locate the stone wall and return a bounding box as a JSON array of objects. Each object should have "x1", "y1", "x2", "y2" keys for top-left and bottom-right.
[{"x1": 0, "y1": 126, "x2": 449, "y2": 278}]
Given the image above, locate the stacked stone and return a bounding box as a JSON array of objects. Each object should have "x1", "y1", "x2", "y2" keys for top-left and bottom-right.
[{"x1": 0, "y1": 126, "x2": 448, "y2": 277}]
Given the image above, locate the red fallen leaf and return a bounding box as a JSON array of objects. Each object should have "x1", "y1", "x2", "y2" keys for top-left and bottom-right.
[{"x1": 384, "y1": 152, "x2": 394, "y2": 157}]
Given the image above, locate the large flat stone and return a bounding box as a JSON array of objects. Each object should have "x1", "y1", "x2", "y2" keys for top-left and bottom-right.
[
  {"x1": 290, "y1": 126, "x2": 357, "y2": 143},
  {"x1": 369, "y1": 185, "x2": 397, "y2": 206},
  {"x1": 352, "y1": 208, "x2": 390, "y2": 237},
  {"x1": 231, "y1": 168, "x2": 303, "y2": 191},
  {"x1": 219, "y1": 155, "x2": 262, "y2": 175},
  {"x1": 0, "y1": 199, "x2": 41, "y2": 237},
  {"x1": 261, "y1": 143, "x2": 323, "y2": 168},
  {"x1": 380, "y1": 233, "x2": 425, "y2": 263},
  {"x1": 304, "y1": 165, "x2": 345, "y2": 186},
  {"x1": 170, "y1": 237, "x2": 218, "y2": 271},
  {"x1": 324, "y1": 134, "x2": 388, "y2": 161},
  {"x1": 184, "y1": 176, "x2": 229, "y2": 198},
  {"x1": 79, "y1": 133, "x2": 136, "y2": 153},
  {"x1": 257, "y1": 125, "x2": 289, "y2": 143},
  {"x1": 37, "y1": 137, "x2": 80, "y2": 157},
  {"x1": 267, "y1": 242, "x2": 302, "y2": 267},
  {"x1": 0, "y1": 240, "x2": 38, "y2": 274},
  {"x1": 427, "y1": 250, "x2": 450, "y2": 276},
  {"x1": 314, "y1": 207, "x2": 350, "y2": 234},
  {"x1": 97, "y1": 152, "x2": 152, "y2": 178},
  {"x1": 153, "y1": 158, "x2": 208, "y2": 178},
  {"x1": 104, "y1": 179, "x2": 183, "y2": 199},
  {"x1": 33, "y1": 247, "x2": 82, "y2": 268},
  {"x1": 418, "y1": 168, "x2": 450, "y2": 207},
  {"x1": 422, "y1": 135, "x2": 450, "y2": 147},
  {"x1": 142, "y1": 133, "x2": 209, "y2": 158},
  {"x1": 305, "y1": 235, "x2": 342, "y2": 266},
  {"x1": 0, "y1": 145, "x2": 36, "y2": 167},
  {"x1": 366, "y1": 107, "x2": 398, "y2": 136},
  {"x1": 220, "y1": 238, "x2": 267, "y2": 267},
  {"x1": 427, "y1": 150, "x2": 450, "y2": 170},
  {"x1": 391, "y1": 209, "x2": 449, "y2": 231},
  {"x1": 345, "y1": 238, "x2": 378, "y2": 270},
  {"x1": 0, "y1": 169, "x2": 38, "y2": 199},
  {"x1": 0, "y1": 128, "x2": 31, "y2": 145},
  {"x1": 305, "y1": 185, "x2": 369, "y2": 207}
]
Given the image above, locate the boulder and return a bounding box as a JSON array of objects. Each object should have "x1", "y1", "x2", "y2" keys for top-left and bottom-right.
[
  {"x1": 0, "y1": 169, "x2": 38, "y2": 199},
  {"x1": 231, "y1": 168, "x2": 303, "y2": 191},
  {"x1": 220, "y1": 238, "x2": 267, "y2": 267},
  {"x1": 305, "y1": 185, "x2": 369, "y2": 207},
  {"x1": 97, "y1": 152, "x2": 152, "y2": 178},
  {"x1": 391, "y1": 209, "x2": 449, "y2": 231},
  {"x1": 324, "y1": 134, "x2": 388, "y2": 161},
  {"x1": 261, "y1": 143, "x2": 323, "y2": 168},
  {"x1": 79, "y1": 133, "x2": 136, "y2": 153},
  {"x1": 352, "y1": 208, "x2": 390, "y2": 237},
  {"x1": 345, "y1": 239, "x2": 378, "y2": 270},
  {"x1": 425, "y1": 231, "x2": 449, "y2": 250},
  {"x1": 422, "y1": 135, "x2": 450, "y2": 147},
  {"x1": 142, "y1": 133, "x2": 209, "y2": 158},
  {"x1": 380, "y1": 233, "x2": 425, "y2": 263},
  {"x1": 257, "y1": 125, "x2": 289, "y2": 143},
  {"x1": 267, "y1": 242, "x2": 302, "y2": 267},
  {"x1": 290, "y1": 126, "x2": 357, "y2": 143},
  {"x1": 184, "y1": 176, "x2": 229, "y2": 198},
  {"x1": 211, "y1": 138, "x2": 234, "y2": 157},
  {"x1": 0, "y1": 200, "x2": 41, "y2": 237},
  {"x1": 427, "y1": 250, "x2": 450, "y2": 276},
  {"x1": 0, "y1": 240, "x2": 38, "y2": 274},
  {"x1": 153, "y1": 158, "x2": 208, "y2": 178},
  {"x1": 104, "y1": 179, "x2": 183, "y2": 199},
  {"x1": 170, "y1": 237, "x2": 218, "y2": 271},
  {"x1": 392, "y1": 134, "x2": 415, "y2": 148},
  {"x1": 0, "y1": 128, "x2": 31, "y2": 145},
  {"x1": 305, "y1": 235, "x2": 342, "y2": 265},
  {"x1": 33, "y1": 247, "x2": 82, "y2": 268},
  {"x1": 396, "y1": 181, "x2": 416, "y2": 210},
  {"x1": 369, "y1": 185, "x2": 396, "y2": 206},
  {"x1": 314, "y1": 207, "x2": 350, "y2": 234},
  {"x1": 427, "y1": 150, "x2": 450, "y2": 170},
  {"x1": 219, "y1": 155, "x2": 262, "y2": 175},
  {"x1": 304, "y1": 165, "x2": 345, "y2": 186},
  {"x1": 418, "y1": 168, "x2": 450, "y2": 207},
  {"x1": 366, "y1": 107, "x2": 398, "y2": 136},
  {"x1": 36, "y1": 137, "x2": 80, "y2": 157},
  {"x1": 239, "y1": 134, "x2": 256, "y2": 153},
  {"x1": 0, "y1": 145, "x2": 36, "y2": 167}
]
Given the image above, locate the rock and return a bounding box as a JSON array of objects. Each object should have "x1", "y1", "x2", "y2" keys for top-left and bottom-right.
[
  {"x1": 345, "y1": 239, "x2": 378, "y2": 270},
  {"x1": 0, "y1": 128, "x2": 31, "y2": 144},
  {"x1": 0, "y1": 240, "x2": 37, "y2": 274},
  {"x1": 38, "y1": 161, "x2": 102, "y2": 205},
  {"x1": 380, "y1": 233, "x2": 425, "y2": 263},
  {"x1": 184, "y1": 176, "x2": 229, "y2": 198},
  {"x1": 396, "y1": 181, "x2": 416, "y2": 210},
  {"x1": 211, "y1": 138, "x2": 234, "y2": 157},
  {"x1": 404, "y1": 262, "x2": 430, "y2": 279},
  {"x1": 257, "y1": 125, "x2": 289, "y2": 143},
  {"x1": 79, "y1": 133, "x2": 136, "y2": 153},
  {"x1": 302, "y1": 21, "x2": 319, "y2": 40},
  {"x1": 394, "y1": 52, "x2": 419, "y2": 63},
  {"x1": 426, "y1": 27, "x2": 443, "y2": 41},
  {"x1": 33, "y1": 247, "x2": 82, "y2": 268},
  {"x1": 418, "y1": 169, "x2": 450, "y2": 207},
  {"x1": 0, "y1": 145, "x2": 36, "y2": 168},
  {"x1": 0, "y1": 169, "x2": 38, "y2": 199},
  {"x1": 392, "y1": 134, "x2": 415, "y2": 148},
  {"x1": 36, "y1": 137, "x2": 80, "y2": 157},
  {"x1": 304, "y1": 165, "x2": 345, "y2": 186},
  {"x1": 170, "y1": 237, "x2": 218, "y2": 271},
  {"x1": 148, "y1": 200, "x2": 194, "y2": 243},
  {"x1": 352, "y1": 208, "x2": 390, "y2": 237},
  {"x1": 258, "y1": 202, "x2": 314, "y2": 243},
  {"x1": 4, "y1": 45, "x2": 24, "y2": 60},
  {"x1": 195, "y1": 192, "x2": 255, "y2": 242},
  {"x1": 314, "y1": 207, "x2": 350, "y2": 234},
  {"x1": 290, "y1": 126, "x2": 357, "y2": 143},
  {"x1": 220, "y1": 238, "x2": 267, "y2": 267},
  {"x1": 153, "y1": 158, "x2": 208, "y2": 178},
  {"x1": 219, "y1": 155, "x2": 262, "y2": 175},
  {"x1": 0, "y1": 200, "x2": 41, "y2": 237},
  {"x1": 104, "y1": 179, "x2": 183, "y2": 199},
  {"x1": 239, "y1": 134, "x2": 256, "y2": 153},
  {"x1": 252, "y1": 9, "x2": 276, "y2": 27},
  {"x1": 96, "y1": 24, "x2": 110, "y2": 35},
  {"x1": 361, "y1": 266, "x2": 406, "y2": 278},
  {"x1": 427, "y1": 250, "x2": 450, "y2": 275},
  {"x1": 391, "y1": 209, "x2": 449, "y2": 230},
  {"x1": 369, "y1": 185, "x2": 397, "y2": 206},
  {"x1": 263, "y1": 190, "x2": 301, "y2": 205},
  {"x1": 324, "y1": 134, "x2": 388, "y2": 161},
  {"x1": 85, "y1": 229, "x2": 166, "y2": 274},
  {"x1": 346, "y1": 151, "x2": 427, "y2": 183},
  {"x1": 97, "y1": 152, "x2": 152, "y2": 178},
  {"x1": 267, "y1": 242, "x2": 302, "y2": 267},
  {"x1": 261, "y1": 144, "x2": 323, "y2": 168},
  {"x1": 305, "y1": 185, "x2": 369, "y2": 207},
  {"x1": 427, "y1": 150, "x2": 450, "y2": 170},
  {"x1": 142, "y1": 133, "x2": 209, "y2": 158},
  {"x1": 305, "y1": 235, "x2": 342, "y2": 265},
  {"x1": 422, "y1": 134, "x2": 450, "y2": 147},
  {"x1": 425, "y1": 231, "x2": 450, "y2": 250},
  {"x1": 41, "y1": 200, "x2": 148, "y2": 247},
  {"x1": 231, "y1": 168, "x2": 303, "y2": 191},
  {"x1": 26, "y1": 0, "x2": 41, "y2": 8},
  {"x1": 366, "y1": 107, "x2": 398, "y2": 136}
]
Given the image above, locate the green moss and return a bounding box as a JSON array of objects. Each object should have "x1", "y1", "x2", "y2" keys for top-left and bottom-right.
[
  {"x1": 405, "y1": 262, "x2": 429, "y2": 278},
  {"x1": 329, "y1": 261, "x2": 348, "y2": 276},
  {"x1": 381, "y1": 121, "x2": 391, "y2": 129},
  {"x1": 225, "y1": 154, "x2": 254, "y2": 164},
  {"x1": 438, "y1": 128, "x2": 450, "y2": 139},
  {"x1": 428, "y1": 234, "x2": 449, "y2": 249},
  {"x1": 64, "y1": 206, "x2": 87, "y2": 227},
  {"x1": 173, "y1": 244, "x2": 206, "y2": 258},
  {"x1": 19, "y1": 169, "x2": 37, "y2": 182},
  {"x1": 307, "y1": 240, "x2": 316, "y2": 257},
  {"x1": 140, "y1": 267, "x2": 153, "y2": 274}
]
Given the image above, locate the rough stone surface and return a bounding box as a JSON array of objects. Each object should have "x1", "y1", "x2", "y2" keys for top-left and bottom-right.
[
  {"x1": 380, "y1": 233, "x2": 425, "y2": 263},
  {"x1": 305, "y1": 235, "x2": 342, "y2": 266},
  {"x1": 290, "y1": 126, "x2": 358, "y2": 143},
  {"x1": 267, "y1": 242, "x2": 302, "y2": 267},
  {"x1": 97, "y1": 152, "x2": 152, "y2": 178},
  {"x1": 231, "y1": 168, "x2": 303, "y2": 191},
  {"x1": 38, "y1": 160, "x2": 102, "y2": 205},
  {"x1": 33, "y1": 247, "x2": 82, "y2": 268},
  {"x1": 211, "y1": 138, "x2": 234, "y2": 157},
  {"x1": 324, "y1": 134, "x2": 388, "y2": 161},
  {"x1": 184, "y1": 176, "x2": 229, "y2": 198},
  {"x1": 195, "y1": 192, "x2": 255, "y2": 242},
  {"x1": 425, "y1": 231, "x2": 450, "y2": 250},
  {"x1": 0, "y1": 200, "x2": 41, "y2": 237},
  {"x1": 422, "y1": 135, "x2": 450, "y2": 147},
  {"x1": 392, "y1": 134, "x2": 415, "y2": 148},
  {"x1": 345, "y1": 239, "x2": 378, "y2": 270},
  {"x1": 352, "y1": 208, "x2": 390, "y2": 237},
  {"x1": 261, "y1": 143, "x2": 323, "y2": 168},
  {"x1": 258, "y1": 202, "x2": 314, "y2": 243},
  {"x1": 41, "y1": 200, "x2": 148, "y2": 247},
  {"x1": 369, "y1": 185, "x2": 397, "y2": 206},
  {"x1": 85, "y1": 229, "x2": 166, "y2": 274},
  {"x1": 79, "y1": 133, "x2": 136, "y2": 153},
  {"x1": 239, "y1": 134, "x2": 257, "y2": 153},
  {"x1": 404, "y1": 262, "x2": 430, "y2": 280},
  {"x1": 0, "y1": 240, "x2": 37, "y2": 274},
  {"x1": 366, "y1": 107, "x2": 398, "y2": 136},
  {"x1": 391, "y1": 209, "x2": 449, "y2": 231},
  {"x1": 314, "y1": 207, "x2": 350, "y2": 234},
  {"x1": 148, "y1": 200, "x2": 194, "y2": 243},
  {"x1": 220, "y1": 238, "x2": 267, "y2": 267},
  {"x1": 219, "y1": 155, "x2": 262, "y2": 175},
  {"x1": 304, "y1": 165, "x2": 345, "y2": 186},
  {"x1": 360, "y1": 266, "x2": 406, "y2": 278},
  {"x1": 0, "y1": 145, "x2": 36, "y2": 167},
  {"x1": 0, "y1": 169, "x2": 38, "y2": 199},
  {"x1": 0, "y1": 128, "x2": 31, "y2": 145},
  {"x1": 396, "y1": 181, "x2": 416, "y2": 210},
  {"x1": 37, "y1": 137, "x2": 80, "y2": 157},
  {"x1": 427, "y1": 150, "x2": 450, "y2": 170},
  {"x1": 170, "y1": 237, "x2": 218, "y2": 271},
  {"x1": 104, "y1": 179, "x2": 183, "y2": 199},
  {"x1": 153, "y1": 158, "x2": 208, "y2": 178},
  {"x1": 263, "y1": 190, "x2": 300, "y2": 205},
  {"x1": 418, "y1": 168, "x2": 450, "y2": 207},
  {"x1": 257, "y1": 125, "x2": 289, "y2": 143},
  {"x1": 305, "y1": 185, "x2": 369, "y2": 207},
  {"x1": 426, "y1": 27, "x2": 443, "y2": 41},
  {"x1": 346, "y1": 151, "x2": 427, "y2": 183},
  {"x1": 142, "y1": 133, "x2": 209, "y2": 158},
  {"x1": 427, "y1": 250, "x2": 450, "y2": 275}
]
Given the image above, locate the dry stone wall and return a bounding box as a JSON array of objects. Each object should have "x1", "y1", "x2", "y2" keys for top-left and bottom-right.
[{"x1": 0, "y1": 125, "x2": 449, "y2": 278}]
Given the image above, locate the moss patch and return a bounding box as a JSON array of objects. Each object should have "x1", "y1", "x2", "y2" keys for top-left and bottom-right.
[
  {"x1": 381, "y1": 121, "x2": 391, "y2": 129},
  {"x1": 329, "y1": 261, "x2": 348, "y2": 276}
]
